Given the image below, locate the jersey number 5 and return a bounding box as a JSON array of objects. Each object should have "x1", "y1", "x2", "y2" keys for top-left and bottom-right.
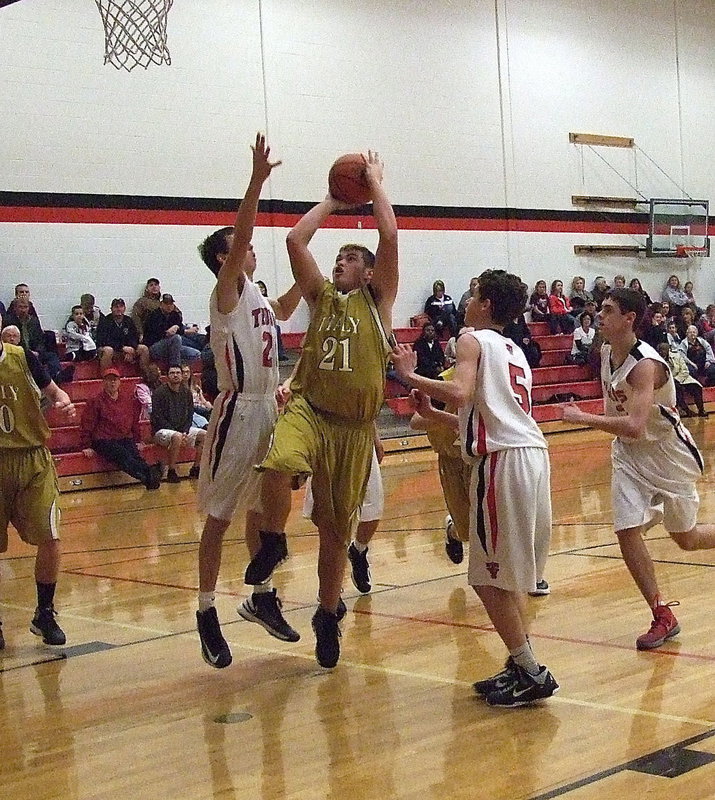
[{"x1": 508, "y1": 363, "x2": 531, "y2": 414}]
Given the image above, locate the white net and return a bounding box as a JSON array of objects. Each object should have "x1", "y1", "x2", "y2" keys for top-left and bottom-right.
[{"x1": 95, "y1": 0, "x2": 173, "y2": 72}]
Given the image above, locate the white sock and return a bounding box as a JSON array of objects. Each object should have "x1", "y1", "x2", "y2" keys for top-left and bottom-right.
[
  {"x1": 252, "y1": 580, "x2": 273, "y2": 595},
  {"x1": 510, "y1": 641, "x2": 542, "y2": 678},
  {"x1": 352, "y1": 540, "x2": 368, "y2": 554},
  {"x1": 198, "y1": 592, "x2": 215, "y2": 613}
]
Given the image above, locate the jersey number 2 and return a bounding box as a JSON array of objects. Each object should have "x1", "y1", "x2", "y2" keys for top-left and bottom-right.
[
  {"x1": 262, "y1": 331, "x2": 274, "y2": 367},
  {"x1": 508, "y1": 364, "x2": 531, "y2": 414}
]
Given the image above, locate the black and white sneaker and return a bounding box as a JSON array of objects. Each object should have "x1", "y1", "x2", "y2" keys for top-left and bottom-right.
[
  {"x1": 472, "y1": 657, "x2": 519, "y2": 696},
  {"x1": 485, "y1": 664, "x2": 559, "y2": 707},
  {"x1": 244, "y1": 531, "x2": 288, "y2": 585},
  {"x1": 444, "y1": 515, "x2": 464, "y2": 564},
  {"x1": 347, "y1": 543, "x2": 371, "y2": 594},
  {"x1": 196, "y1": 607, "x2": 232, "y2": 668},
  {"x1": 312, "y1": 606, "x2": 342, "y2": 668},
  {"x1": 30, "y1": 606, "x2": 66, "y2": 646},
  {"x1": 238, "y1": 590, "x2": 300, "y2": 642},
  {"x1": 528, "y1": 580, "x2": 550, "y2": 597}
]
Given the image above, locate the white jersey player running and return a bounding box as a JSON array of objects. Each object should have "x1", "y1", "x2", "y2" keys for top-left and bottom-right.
[
  {"x1": 195, "y1": 135, "x2": 302, "y2": 669},
  {"x1": 393, "y1": 269, "x2": 558, "y2": 708},
  {"x1": 563, "y1": 288, "x2": 715, "y2": 651}
]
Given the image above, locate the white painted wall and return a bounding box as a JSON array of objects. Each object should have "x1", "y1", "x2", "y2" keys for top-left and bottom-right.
[{"x1": 1, "y1": 0, "x2": 714, "y2": 330}]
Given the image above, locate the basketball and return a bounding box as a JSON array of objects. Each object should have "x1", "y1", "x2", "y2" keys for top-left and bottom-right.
[{"x1": 328, "y1": 153, "x2": 371, "y2": 205}]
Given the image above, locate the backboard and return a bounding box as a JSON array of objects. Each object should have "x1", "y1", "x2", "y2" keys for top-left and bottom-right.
[{"x1": 647, "y1": 198, "x2": 710, "y2": 257}]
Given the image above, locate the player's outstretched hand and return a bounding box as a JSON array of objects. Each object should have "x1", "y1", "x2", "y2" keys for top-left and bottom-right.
[
  {"x1": 251, "y1": 132, "x2": 282, "y2": 183},
  {"x1": 561, "y1": 402, "x2": 584, "y2": 423},
  {"x1": 391, "y1": 343, "x2": 416, "y2": 379},
  {"x1": 363, "y1": 150, "x2": 384, "y2": 189}
]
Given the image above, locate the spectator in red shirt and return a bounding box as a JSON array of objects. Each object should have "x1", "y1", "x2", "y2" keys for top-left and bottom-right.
[
  {"x1": 80, "y1": 368, "x2": 161, "y2": 490},
  {"x1": 548, "y1": 279, "x2": 576, "y2": 334}
]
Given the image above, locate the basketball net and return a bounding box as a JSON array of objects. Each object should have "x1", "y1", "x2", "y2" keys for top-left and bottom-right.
[
  {"x1": 675, "y1": 244, "x2": 708, "y2": 260},
  {"x1": 95, "y1": 0, "x2": 173, "y2": 72}
]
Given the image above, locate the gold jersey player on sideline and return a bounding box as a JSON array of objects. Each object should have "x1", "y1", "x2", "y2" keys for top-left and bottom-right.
[
  {"x1": 0, "y1": 312, "x2": 76, "y2": 650},
  {"x1": 247, "y1": 150, "x2": 398, "y2": 668}
]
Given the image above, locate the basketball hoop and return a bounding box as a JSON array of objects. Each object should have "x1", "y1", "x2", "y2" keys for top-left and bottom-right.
[
  {"x1": 94, "y1": 0, "x2": 173, "y2": 72},
  {"x1": 675, "y1": 245, "x2": 708, "y2": 259}
]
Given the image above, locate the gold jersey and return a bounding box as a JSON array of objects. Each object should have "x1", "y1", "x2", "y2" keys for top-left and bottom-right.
[
  {"x1": 293, "y1": 281, "x2": 392, "y2": 422},
  {"x1": 425, "y1": 366, "x2": 462, "y2": 457},
  {"x1": 0, "y1": 343, "x2": 50, "y2": 449}
]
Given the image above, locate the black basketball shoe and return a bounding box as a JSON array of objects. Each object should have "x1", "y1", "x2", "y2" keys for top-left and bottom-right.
[
  {"x1": 244, "y1": 531, "x2": 288, "y2": 585},
  {"x1": 30, "y1": 606, "x2": 66, "y2": 646},
  {"x1": 238, "y1": 590, "x2": 300, "y2": 642},
  {"x1": 196, "y1": 607, "x2": 232, "y2": 668},
  {"x1": 347, "y1": 543, "x2": 371, "y2": 594},
  {"x1": 485, "y1": 664, "x2": 559, "y2": 707},
  {"x1": 312, "y1": 606, "x2": 342, "y2": 668}
]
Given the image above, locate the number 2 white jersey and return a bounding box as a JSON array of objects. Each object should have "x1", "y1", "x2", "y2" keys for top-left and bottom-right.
[
  {"x1": 209, "y1": 281, "x2": 279, "y2": 396},
  {"x1": 458, "y1": 329, "x2": 547, "y2": 458}
]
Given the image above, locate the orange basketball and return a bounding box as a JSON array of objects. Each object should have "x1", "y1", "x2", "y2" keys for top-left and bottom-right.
[{"x1": 328, "y1": 153, "x2": 371, "y2": 205}]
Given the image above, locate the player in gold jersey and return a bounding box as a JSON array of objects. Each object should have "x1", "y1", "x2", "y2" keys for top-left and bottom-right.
[
  {"x1": 249, "y1": 151, "x2": 398, "y2": 667},
  {"x1": 0, "y1": 314, "x2": 76, "y2": 649}
]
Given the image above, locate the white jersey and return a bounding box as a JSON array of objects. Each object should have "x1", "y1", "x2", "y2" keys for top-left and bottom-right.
[
  {"x1": 458, "y1": 329, "x2": 547, "y2": 457},
  {"x1": 209, "y1": 281, "x2": 279, "y2": 396},
  {"x1": 601, "y1": 340, "x2": 692, "y2": 445}
]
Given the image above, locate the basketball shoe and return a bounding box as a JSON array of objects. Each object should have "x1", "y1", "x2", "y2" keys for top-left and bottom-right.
[
  {"x1": 528, "y1": 579, "x2": 550, "y2": 597},
  {"x1": 30, "y1": 606, "x2": 66, "y2": 646},
  {"x1": 485, "y1": 664, "x2": 559, "y2": 707},
  {"x1": 244, "y1": 531, "x2": 288, "y2": 585},
  {"x1": 238, "y1": 589, "x2": 300, "y2": 642},
  {"x1": 312, "y1": 606, "x2": 342, "y2": 668},
  {"x1": 347, "y1": 543, "x2": 371, "y2": 593},
  {"x1": 472, "y1": 657, "x2": 518, "y2": 696},
  {"x1": 444, "y1": 515, "x2": 464, "y2": 564},
  {"x1": 196, "y1": 606, "x2": 232, "y2": 668},
  {"x1": 636, "y1": 601, "x2": 680, "y2": 650}
]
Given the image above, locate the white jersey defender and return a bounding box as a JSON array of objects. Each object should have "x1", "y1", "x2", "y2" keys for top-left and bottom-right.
[
  {"x1": 197, "y1": 281, "x2": 280, "y2": 521},
  {"x1": 458, "y1": 329, "x2": 551, "y2": 593},
  {"x1": 602, "y1": 340, "x2": 704, "y2": 534}
]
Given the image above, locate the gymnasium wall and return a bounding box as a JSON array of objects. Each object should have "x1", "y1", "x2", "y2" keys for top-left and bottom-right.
[{"x1": 2, "y1": 0, "x2": 715, "y2": 331}]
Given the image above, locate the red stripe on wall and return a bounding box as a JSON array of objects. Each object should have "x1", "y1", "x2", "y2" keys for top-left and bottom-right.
[{"x1": 0, "y1": 205, "x2": 649, "y2": 235}]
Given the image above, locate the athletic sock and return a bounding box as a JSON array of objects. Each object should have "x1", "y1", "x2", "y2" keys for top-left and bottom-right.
[
  {"x1": 198, "y1": 592, "x2": 215, "y2": 613},
  {"x1": 351, "y1": 540, "x2": 368, "y2": 554},
  {"x1": 252, "y1": 580, "x2": 273, "y2": 595},
  {"x1": 36, "y1": 582, "x2": 56, "y2": 609},
  {"x1": 510, "y1": 641, "x2": 542, "y2": 678}
]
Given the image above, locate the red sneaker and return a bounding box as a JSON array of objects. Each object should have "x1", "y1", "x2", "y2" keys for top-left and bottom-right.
[{"x1": 636, "y1": 602, "x2": 680, "y2": 650}]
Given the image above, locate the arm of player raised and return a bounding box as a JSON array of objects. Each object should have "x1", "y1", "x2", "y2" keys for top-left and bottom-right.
[
  {"x1": 270, "y1": 282, "x2": 303, "y2": 321},
  {"x1": 392, "y1": 335, "x2": 479, "y2": 407},
  {"x1": 217, "y1": 134, "x2": 281, "y2": 315},
  {"x1": 562, "y1": 358, "x2": 657, "y2": 438},
  {"x1": 365, "y1": 152, "x2": 398, "y2": 321}
]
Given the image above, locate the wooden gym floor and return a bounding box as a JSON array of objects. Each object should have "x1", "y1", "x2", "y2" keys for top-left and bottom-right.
[{"x1": 2, "y1": 422, "x2": 715, "y2": 800}]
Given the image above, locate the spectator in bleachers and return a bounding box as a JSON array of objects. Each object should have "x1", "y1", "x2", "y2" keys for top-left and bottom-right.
[
  {"x1": 528, "y1": 280, "x2": 551, "y2": 324},
  {"x1": 3, "y1": 298, "x2": 72, "y2": 383},
  {"x1": 80, "y1": 368, "x2": 162, "y2": 490},
  {"x1": 569, "y1": 276, "x2": 593, "y2": 308},
  {"x1": 79, "y1": 293, "x2": 103, "y2": 340},
  {"x1": 96, "y1": 298, "x2": 150, "y2": 376},
  {"x1": 583, "y1": 299, "x2": 600, "y2": 329},
  {"x1": 424, "y1": 280, "x2": 459, "y2": 338},
  {"x1": 1, "y1": 325, "x2": 20, "y2": 345},
  {"x1": 143, "y1": 293, "x2": 200, "y2": 367},
  {"x1": 683, "y1": 281, "x2": 702, "y2": 317},
  {"x1": 698, "y1": 304, "x2": 715, "y2": 345},
  {"x1": 181, "y1": 363, "x2": 212, "y2": 428},
  {"x1": 504, "y1": 313, "x2": 541, "y2": 368},
  {"x1": 63, "y1": 305, "x2": 97, "y2": 362},
  {"x1": 568, "y1": 311, "x2": 595, "y2": 365},
  {"x1": 150, "y1": 364, "x2": 205, "y2": 483},
  {"x1": 413, "y1": 322, "x2": 446, "y2": 379},
  {"x1": 548, "y1": 280, "x2": 576, "y2": 334},
  {"x1": 675, "y1": 306, "x2": 697, "y2": 339},
  {"x1": 131, "y1": 278, "x2": 162, "y2": 338},
  {"x1": 457, "y1": 277, "x2": 479, "y2": 324},
  {"x1": 629, "y1": 278, "x2": 652, "y2": 307},
  {"x1": 642, "y1": 309, "x2": 668, "y2": 349},
  {"x1": 613, "y1": 274, "x2": 626, "y2": 289},
  {"x1": 681, "y1": 325, "x2": 715, "y2": 385},
  {"x1": 7, "y1": 283, "x2": 39, "y2": 319},
  {"x1": 667, "y1": 321, "x2": 685, "y2": 351},
  {"x1": 657, "y1": 342, "x2": 708, "y2": 418},
  {"x1": 135, "y1": 363, "x2": 161, "y2": 421},
  {"x1": 662, "y1": 274, "x2": 689, "y2": 318},
  {"x1": 592, "y1": 277, "x2": 610, "y2": 310}
]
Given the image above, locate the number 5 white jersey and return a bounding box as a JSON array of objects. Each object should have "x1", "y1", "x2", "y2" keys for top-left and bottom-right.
[
  {"x1": 458, "y1": 329, "x2": 547, "y2": 458},
  {"x1": 210, "y1": 280, "x2": 279, "y2": 396}
]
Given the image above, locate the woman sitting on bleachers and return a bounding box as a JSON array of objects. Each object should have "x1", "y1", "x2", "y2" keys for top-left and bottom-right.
[
  {"x1": 569, "y1": 276, "x2": 593, "y2": 308},
  {"x1": 567, "y1": 312, "x2": 595, "y2": 366},
  {"x1": 528, "y1": 280, "x2": 551, "y2": 325},
  {"x1": 548, "y1": 280, "x2": 576, "y2": 334},
  {"x1": 662, "y1": 274, "x2": 689, "y2": 318},
  {"x1": 680, "y1": 325, "x2": 715, "y2": 385},
  {"x1": 683, "y1": 281, "x2": 703, "y2": 317},
  {"x1": 628, "y1": 278, "x2": 652, "y2": 306},
  {"x1": 675, "y1": 306, "x2": 697, "y2": 339}
]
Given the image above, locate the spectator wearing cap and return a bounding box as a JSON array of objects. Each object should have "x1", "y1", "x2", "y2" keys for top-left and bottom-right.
[
  {"x1": 131, "y1": 278, "x2": 162, "y2": 338},
  {"x1": 96, "y1": 298, "x2": 150, "y2": 375},
  {"x1": 142, "y1": 294, "x2": 200, "y2": 367},
  {"x1": 150, "y1": 365, "x2": 205, "y2": 483},
  {"x1": 80, "y1": 368, "x2": 162, "y2": 490}
]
